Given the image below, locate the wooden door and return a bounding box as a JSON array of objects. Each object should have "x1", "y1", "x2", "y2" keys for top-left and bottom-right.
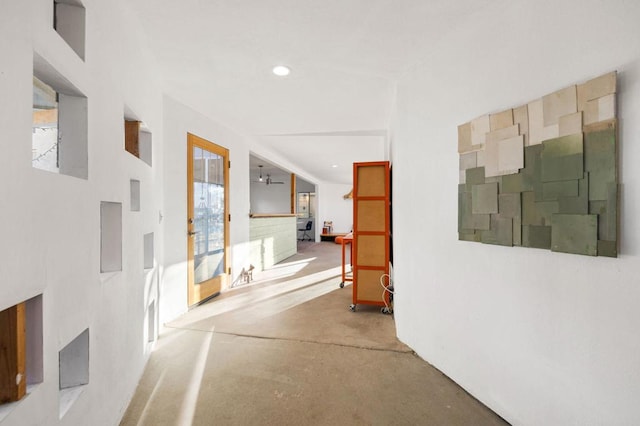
[{"x1": 187, "y1": 133, "x2": 229, "y2": 306}]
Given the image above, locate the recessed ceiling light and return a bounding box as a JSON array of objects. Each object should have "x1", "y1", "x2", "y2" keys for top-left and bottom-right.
[
  {"x1": 272, "y1": 65, "x2": 291, "y2": 76},
  {"x1": 331, "y1": 164, "x2": 338, "y2": 168}
]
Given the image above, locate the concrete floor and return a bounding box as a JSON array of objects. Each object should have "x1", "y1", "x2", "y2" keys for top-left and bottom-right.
[{"x1": 121, "y1": 242, "x2": 508, "y2": 426}]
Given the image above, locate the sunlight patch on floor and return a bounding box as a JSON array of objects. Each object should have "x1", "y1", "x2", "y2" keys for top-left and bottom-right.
[
  {"x1": 168, "y1": 266, "x2": 342, "y2": 327},
  {"x1": 232, "y1": 257, "x2": 317, "y2": 290},
  {"x1": 238, "y1": 273, "x2": 342, "y2": 321},
  {"x1": 177, "y1": 326, "x2": 214, "y2": 425},
  {"x1": 136, "y1": 371, "x2": 166, "y2": 426}
]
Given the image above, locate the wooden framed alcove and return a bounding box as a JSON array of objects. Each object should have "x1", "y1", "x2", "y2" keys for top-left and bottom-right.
[
  {"x1": 351, "y1": 161, "x2": 391, "y2": 310},
  {"x1": 0, "y1": 303, "x2": 26, "y2": 403}
]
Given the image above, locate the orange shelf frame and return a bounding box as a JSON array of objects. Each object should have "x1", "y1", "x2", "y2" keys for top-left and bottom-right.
[{"x1": 351, "y1": 161, "x2": 391, "y2": 310}]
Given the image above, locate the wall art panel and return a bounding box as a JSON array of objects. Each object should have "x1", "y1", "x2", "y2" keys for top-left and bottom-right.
[{"x1": 457, "y1": 71, "x2": 618, "y2": 257}]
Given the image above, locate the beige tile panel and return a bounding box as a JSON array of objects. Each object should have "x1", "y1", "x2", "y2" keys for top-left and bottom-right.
[
  {"x1": 577, "y1": 85, "x2": 588, "y2": 112},
  {"x1": 583, "y1": 118, "x2": 616, "y2": 134},
  {"x1": 540, "y1": 124, "x2": 559, "y2": 143},
  {"x1": 577, "y1": 71, "x2": 616, "y2": 111},
  {"x1": 583, "y1": 98, "x2": 598, "y2": 126},
  {"x1": 471, "y1": 115, "x2": 490, "y2": 148},
  {"x1": 513, "y1": 104, "x2": 529, "y2": 146},
  {"x1": 458, "y1": 122, "x2": 472, "y2": 153},
  {"x1": 528, "y1": 99, "x2": 544, "y2": 145},
  {"x1": 486, "y1": 124, "x2": 519, "y2": 143},
  {"x1": 459, "y1": 170, "x2": 466, "y2": 184},
  {"x1": 459, "y1": 151, "x2": 477, "y2": 171},
  {"x1": 498, "y1": 135, "x2": 524, "y2": 173},
  {"x1": 584, "y1": 94, "x2": 616, "y2": 126},
  {"x1": 559, "y1": 111, "x2": 583, "y2": 137},
  {"x1": 484, "y1": 137, "x2": 500, "y2": 178},
  {"x1": 485, "y1": 135, "x2": 524, "y2": 177},
  {"x1": 490, "y1": 109, "x2": 514, "y2": 131},
  {"x1": 476, "y1": 150, "x2": 486, "y2": 167},
  {"x1": 542, "y1": 85, "x2": 577, "y2": 126},
  {"x1": 598, "y1": 94, "x2": 616, "y2": 122}
]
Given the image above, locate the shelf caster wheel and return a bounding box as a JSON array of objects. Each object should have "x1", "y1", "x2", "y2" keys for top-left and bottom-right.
[
  {"x1": 349, "y1": 304, "x2": 356, "y2": 312},
  {"x1": 339, "y1": 282, "x2": 344, "y2": 288}
]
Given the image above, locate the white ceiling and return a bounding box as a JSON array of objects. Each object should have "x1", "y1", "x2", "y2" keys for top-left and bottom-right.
[{"x1": 128, "y1": 0, "x2": 490, "y2": 184}]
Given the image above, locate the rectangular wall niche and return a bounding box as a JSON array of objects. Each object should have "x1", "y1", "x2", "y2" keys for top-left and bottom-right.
[
  {"x1": 147, "y1": 301, "x2": 155, "y2": 343},
  {"x1": 54, "y1": 0, "x2": 86, "y2": 60},
  {"x1": 0, "y1": 296, "x2": 43, "y2": 410},
  {"x1": 33, "y1": 53, "x2": 88, "y2": 179},
  {"x1": 124, "y1": 119, "x2": 152, "y2": 166},
  {"x1": 100, "y1": 202, "x2": 122, "y2": 272},
  {"x1": 143, "y1": 232, "x2": 154, "y2": 269},
  {"x1": 59, "y1": 328, "x2": 89, "y2": 418},
  {"x1": 458, "y1": 71, "x2": 618, "y2": 257},
  {"x1": 130, "y1": 179, "x2": 141, "y2": 212}
]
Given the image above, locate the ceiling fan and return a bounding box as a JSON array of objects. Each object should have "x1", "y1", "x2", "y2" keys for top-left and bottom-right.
[{"x1": 253, "y1": 165, "x2": 285, "y2": 185}]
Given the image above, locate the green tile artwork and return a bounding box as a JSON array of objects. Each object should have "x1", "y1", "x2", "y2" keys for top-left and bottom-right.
[
  {"x1": 584, "y1": 124, "x2": 616, "y2": 200},
  {"x1": 551, "y1": 214, "x2": 597, "y2": 256},
  {"x1": 459, "y1": 186, "x2": 490, "y2": 232},
  {"x1": 481, "y1": 215, "x2": 513, "y2": 246},
  {"x1": 466, "y1": 167, "x2": 485, "y2": 185},
  {"x1": 457, "y1": 71, "x2": 618, "y2": 257},
  {"x1": 542, "y1": 180, "x2": 579, "y2": 201},
  {"x1": 472, "y1": 182, "x2": 498, "y2": 214},
  {"x1": 523, "y1": 144, "x2": 544, "y2": 201},
  {"x1": 541, "y1": 134, "x2": 584, "y2": 183},
  {"x1": 558, "y1": 173, "x2": 588, "y2": 214},
  {"x1": 498, "y1": 193, "x2": 520, "y2": 218},
  {"x1": 522, "y1": 225, "x2": 552, "y2": 249}
]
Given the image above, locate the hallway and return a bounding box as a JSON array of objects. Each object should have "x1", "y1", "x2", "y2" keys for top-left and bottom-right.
[{"x1": 121, "y1": 242, "x2": 507, "y2": 425}]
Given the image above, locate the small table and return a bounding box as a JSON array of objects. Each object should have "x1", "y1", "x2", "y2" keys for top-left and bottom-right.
[{"x1": 336, "y1": 233, "x2": 353, "y2": 288}]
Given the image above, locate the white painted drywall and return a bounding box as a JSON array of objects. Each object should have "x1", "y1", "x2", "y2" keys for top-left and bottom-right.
[
  {"x1": 161, "y1": 96, "x2": 251, "y2": 323},
  {"x1": 143, "y1": 232, "x2": 154, "y2": 269},
  {"x1": 54, "y1": 2, "x2": 85, "y2": 60},
  {"x1": 0, "y1": 0, "x2": 164, "y2": 424},
  {"x1": 317, "y1": 183, "x2": 353, "y2": 234},
  {"x1": 139, "y1": 130, "x2": 153, "y2": 166},
  {"x1": 59, "y1": 328, "x2": 89, "y2": 389},
  {"x1": 296, "y1": 178, "x2": 315, "y2": 193},
  {"x1": 391, "y1": 1, "x2": 640, "y2": 424},
  {"x1": 250, "y1": 174, "x2": 291, "y2": 214},
  {"x1": 100, "y1": 202, "x2": 123, "y2": 272},
  {"x1": 25, "y1": 295, "x2": 44, "y2": 386},
  {"x1": 130, "y1": 179, "x2": 141, "y2": 211},
  {"x1": 58, "y1": 92, "x2": 88, "y2": 179}
]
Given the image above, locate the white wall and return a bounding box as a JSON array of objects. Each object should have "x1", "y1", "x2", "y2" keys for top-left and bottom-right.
[
  {"x1": 391, "y1": 1, "x2": 640, "y2": 425},
  {"x1": 297, "y1": 179, "x2": 315, "y2": 193},
  {"x1": 250, "y1": 174, "x2": 291, "y2": 214},
  {"x1": 0, "y1": 0, "x2": 164, "y2": 424},
  {"x1": 317, "y1": 183, "x2": 353, "y2": 234},
  {"x1": 161, "y1": 96, "x2": 251, "y2": 324}
]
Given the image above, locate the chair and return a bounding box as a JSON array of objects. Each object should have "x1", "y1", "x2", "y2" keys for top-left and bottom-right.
[{"x1": 298, "y1": 220, "x2": 313, "y2": 241}]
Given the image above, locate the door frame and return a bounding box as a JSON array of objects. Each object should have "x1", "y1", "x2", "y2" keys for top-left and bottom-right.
[{"x1": 186, "y1": 132, "x2": 230, "y2": 306}]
